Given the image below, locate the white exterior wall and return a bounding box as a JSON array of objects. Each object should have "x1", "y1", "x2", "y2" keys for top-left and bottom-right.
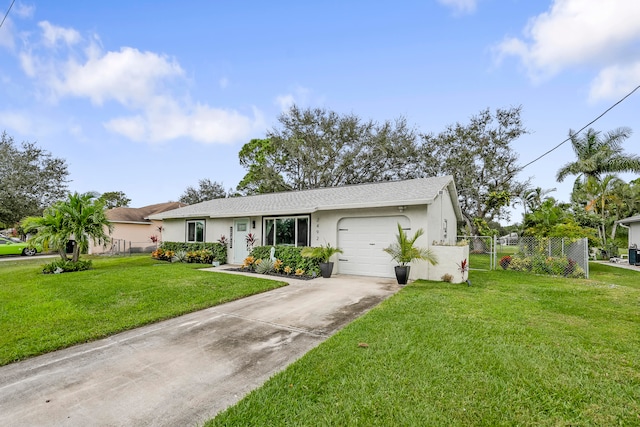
[
  {"x1": 310, "y1": 203, "x2": 446, "y2": 281},
  {"x1": 158, "y1": 192, "x2": 458, "y2": 280},
  {"x1": 629, "y1": 222, "x2": 640, "y2": 248}
]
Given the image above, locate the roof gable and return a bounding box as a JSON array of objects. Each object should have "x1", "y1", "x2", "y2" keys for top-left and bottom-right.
[
  {"x1": 107, "y1": 202, "x2": 186, "y2": 223},
  {"x1": 149, "y1": 177, "x2": 462, "y2": 221}
]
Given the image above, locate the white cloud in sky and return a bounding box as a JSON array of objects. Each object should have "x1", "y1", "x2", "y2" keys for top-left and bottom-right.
[
  {"x1": 14, "y1": 21, "x2": 263, "y2": 144},
  {"x1": 51, "y1": 46, "x2": 185, "y2": 107},
  {"x1": 589, "y1": 61, "x2": 640, "y2": 103},
  {"x1": 38, "y1": 21, "x2": 81, "y2": 47},
  {"x1": 275, "y1": 94, "x2": 295, "y2": 112},
  {"x1": 0, "y1": 110, "x2": 33, "y2": 134},
  {"x1": 105, "y1": 101, "x2": 264, "y2": 144},
  {"x1": 437, "y1": 0, "x2": 478, "y2": 14},
  {"x1": 495, "y1": 0, "x2": 640, "y2": 101},
  {"x1": 275, "y1": 85, "x2": 312, "y2": 112},
  {"x1": 13, "y1": 3, "x2": 35, "y2": 19}
]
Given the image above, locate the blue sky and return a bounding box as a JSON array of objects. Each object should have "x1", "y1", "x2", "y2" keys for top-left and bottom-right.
[{"x1": 1, "y1": 0, "x2": 639, "y2": 224}]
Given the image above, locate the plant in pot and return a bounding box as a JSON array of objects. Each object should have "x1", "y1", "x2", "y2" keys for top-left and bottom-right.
[
  {"x1": 301, "y1": 243, "x2": 343, "y2": 278},
  {"x1": 383, "y1": 223, "x2": 438, "y2": 285}
]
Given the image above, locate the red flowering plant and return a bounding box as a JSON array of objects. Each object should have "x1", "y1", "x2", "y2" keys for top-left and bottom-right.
[
  {"x1": 499, "y1": 255, "x2": 512, "y2": 270},
  {"x1": 245, "y1": 233, "x2": 258, "y2": 250},
  {"x1": 458, "y1": 258, "x2": 469, "y2": 284}
]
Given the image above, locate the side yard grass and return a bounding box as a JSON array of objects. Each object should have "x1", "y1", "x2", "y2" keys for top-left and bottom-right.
[
  {"x1": 0, "y1": 255, "x2": 286, "y2": 365},
  {"x1": 209, "y1": 263, "x2": 640, "y2": 426}
]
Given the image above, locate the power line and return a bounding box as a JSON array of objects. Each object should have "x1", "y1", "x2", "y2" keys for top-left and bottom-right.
[
  {"x1": 520, "y1": 84, "x2": 640, "y2": 170},
  {"x1": 0, "y1": 0, "x2": 15, "y2": 29}
]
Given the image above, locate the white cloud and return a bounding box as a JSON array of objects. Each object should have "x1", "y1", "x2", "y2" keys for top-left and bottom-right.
[
  {"x1": 437, "y1": 0, "x2": 478, "y2": 14},
  {"x1": 104, "y1": 103, "x2": 264, "y2": 144},
  {"x1": 589, "y1": 61, "x2": 640, "y2": 102},
  {"x1": 275, "y1": 94, "x2": 295, "y2": 112},
  {"x1": 51, "y1": 46, "x2": 185, "y2": 106},
  {"x1": 495, "y1": 0, "x2": 640, "y2": 75},
  {"x1": 13, "y1": 3, "x2": 35, "y2": 19},
  {"x1": 495, "y1": 0, "x2": 640, "y2": 100},
  {"x1": 274, "y1": 85, "x2": 312, "y2": 112},
  {"x1": 0, "y1": 110, "x2": 32, "y2": 134},
  {"x1": 0, "y1": 3, "x2": 34, "y2": 50},
  {"x1": 15, "y1": 21, "x2": 264, "y2": 145},
  {"x1": 38, "y1": 21, "x2": 81, "y2": 47}
]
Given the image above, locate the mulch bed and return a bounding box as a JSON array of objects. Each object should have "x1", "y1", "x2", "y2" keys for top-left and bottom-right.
[{"x1": 224, "y1": 267, "x2": 317, "y2": 281}]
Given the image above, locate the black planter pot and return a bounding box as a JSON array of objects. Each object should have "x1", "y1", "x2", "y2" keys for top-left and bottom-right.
[
  {"x1": 394, "y1": 265, "x2": 410, "y2": 285},
  {"x1": 319, "y1": 262, "x2": 334, "y2": 278}
]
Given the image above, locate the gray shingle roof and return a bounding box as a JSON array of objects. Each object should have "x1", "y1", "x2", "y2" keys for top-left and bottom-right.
[
  {"x1": 617, "y1": 215, "x2": 640, "y2": 225},
  {"x1": 148, "y1": 176, "x2": 460, "y2": 220},
  {"x1": 107, "y1": 202, "x2": 186, "y2": 223}
]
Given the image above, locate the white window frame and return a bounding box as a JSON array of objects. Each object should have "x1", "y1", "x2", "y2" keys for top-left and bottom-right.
[
  {"x1": 186, "y1": 219, "x2": 205, "y2": 243},
  {"x1": 263, "y1": 215, "x2": 310, "y2": 247}
]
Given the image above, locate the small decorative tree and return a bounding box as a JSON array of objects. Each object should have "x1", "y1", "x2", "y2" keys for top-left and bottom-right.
[
  {"x1": 383, "y1": 223, "x2": 438, "y2": 284},
  {"x1": 301, "y1": 243, "x2": 343, "y2": 278}
]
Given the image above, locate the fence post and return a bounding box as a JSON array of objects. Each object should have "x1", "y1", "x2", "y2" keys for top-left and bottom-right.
[
  {"x1": 492, "y1": 235, "x2": 497, "y2": 270},
  {"x1": 583, "y1": 238, "x2": 589, "y2": 279}
]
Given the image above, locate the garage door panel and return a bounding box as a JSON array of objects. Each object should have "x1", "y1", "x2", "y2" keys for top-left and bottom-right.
[{"x1": 337, "y1": 216, "x2": 410, "y2": 278}]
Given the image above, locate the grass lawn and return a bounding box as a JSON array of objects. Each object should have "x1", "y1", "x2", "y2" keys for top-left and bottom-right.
[
  {"x1": 0, "y1": 255, "x2": 286, "y2": 366},
  {"x1": 209, "y1": 263, "x2": 640, "y2": 426}
]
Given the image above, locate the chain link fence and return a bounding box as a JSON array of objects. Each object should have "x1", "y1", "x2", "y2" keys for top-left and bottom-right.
[
  {"x1": 99, "y1": 239, "x2": 158, "y2": 256},
  {"x1": 498, "y1": 236, "x2": 589, "y2": 278},
  {"x1": 457, "y1": 235, "x2": 496, "y2": 271}
]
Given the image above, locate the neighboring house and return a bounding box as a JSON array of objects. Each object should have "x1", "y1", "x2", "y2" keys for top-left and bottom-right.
[
  {"x1": 89, "y1": 202, "x2": 185, "y2": 254},
  {"x1": 149, "y1": 176, "x2": 463, "y2": 281},
  {"x1": 618, "y1": 215, "x2": 640, "y2": 249}
]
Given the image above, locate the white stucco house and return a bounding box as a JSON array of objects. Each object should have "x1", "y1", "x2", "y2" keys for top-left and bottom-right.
[
  {"x1": 149, "y1": 176, "x2": 464, "y2": 281},
  {"x1": 617, "y1": 215, "x2": 640, "y2": 249}
]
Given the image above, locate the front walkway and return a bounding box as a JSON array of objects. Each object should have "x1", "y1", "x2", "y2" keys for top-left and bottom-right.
[{"x1": 0, "y1": 269, "x2": 398, "y2": 427}]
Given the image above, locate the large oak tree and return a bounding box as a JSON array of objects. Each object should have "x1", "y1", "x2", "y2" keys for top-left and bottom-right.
[
  {"x1": 0, "y1": 132, "x2": 69, "y2": 227},
  {"x1": 421, "y1": 106, "x2": 529, "y2": 235},
  {"x1": 237, "y1": 105, "x2": 421, "y2": 194}
]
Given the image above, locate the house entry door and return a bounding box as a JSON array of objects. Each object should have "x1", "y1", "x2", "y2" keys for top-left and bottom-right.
[{"x1": 233, "y1": 218, "x2": 250, "y2": 263}]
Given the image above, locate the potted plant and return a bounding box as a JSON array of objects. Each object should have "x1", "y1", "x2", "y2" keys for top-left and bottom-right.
[
  {"x1": 383, "y1": 223, "x2": 438, "y2": 285},
  {"x1": 301, "y1": 243, "x2": 343, "y2": 278}
]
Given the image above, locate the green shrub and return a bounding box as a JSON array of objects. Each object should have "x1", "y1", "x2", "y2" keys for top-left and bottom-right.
[
  {"x1": 250, "y1": 246, "x2": 320, "y2": 277},
  {"x1": 42, "y1": 259, "x2": 92, "y2": 274},
  {"x1": 159, "y1": 242, "x2": 227, "y2": 263},
  {"x1": 255, "y1": 258, "x2": 275, "y2": 274},
  {"x1": 185, "y1": 249, "x2": 214, "y2": 264},
  {"x1": 507, "y1": 255, "x2": 585, "y2": 278},
  {"x1": 172, "y1": 250, "x2": 188, "y2": 263},
  {"x1": 151, "y1": 248, "x2": 174, "y2": 262}
]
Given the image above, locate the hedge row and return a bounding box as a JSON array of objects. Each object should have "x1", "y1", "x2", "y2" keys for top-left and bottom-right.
[
  {"x1": 160, "y1": 241, "x2": 227, "y2": 263},
  {"x1": 250, "y1": 246, "x2": 320, "y2": 276}
]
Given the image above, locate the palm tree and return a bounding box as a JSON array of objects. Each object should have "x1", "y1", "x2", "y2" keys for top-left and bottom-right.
[
  {"x1": 583, "y1": 175, "x2": 623, "y2": 246},
  {"x1": 556, "y1": 127, "x2": 640, "y2": 186},
  {"x1": 23, "y1": 192, "x2": 112, "y2": 262},
  {"x1": 22, "y1": 205, "x2": 69, "y2": 260},
  {"x1": 383, "y1": 223, "x2": 438, "y2": 267}
]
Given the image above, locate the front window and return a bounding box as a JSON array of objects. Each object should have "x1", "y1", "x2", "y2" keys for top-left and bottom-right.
[
  {"x1": 186, "y1": 220, "x2": 205, "y2": 242},
  {"x1": 264, "y1": 216, "x2": 309, "y2": 246}
]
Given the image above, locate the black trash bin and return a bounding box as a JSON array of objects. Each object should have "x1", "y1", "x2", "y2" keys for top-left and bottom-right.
[
  {"x1": 66, "y1": 240, "x2": 76, "y2": 254},
  {"x1": 636, "y1": 249, "x2": 640, "y2": 266}
]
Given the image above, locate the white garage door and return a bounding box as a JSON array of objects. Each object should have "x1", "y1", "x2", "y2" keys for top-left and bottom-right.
[{"x1": 337, "y1": 216, "x2": 410, "y2": 278}]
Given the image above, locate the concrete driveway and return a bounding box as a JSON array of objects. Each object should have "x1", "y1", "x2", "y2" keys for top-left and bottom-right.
[{"x1": 0, "y1": 269, "x2": 398, "y2": 426}]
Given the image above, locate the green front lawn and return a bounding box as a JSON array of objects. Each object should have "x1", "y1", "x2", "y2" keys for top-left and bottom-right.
[
  {"x1": 209, "y1": 263, "x2": 640, "y2": 426},
  {"x1": 0, "y1": 255, "x2": 286, "y2": 365}
]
